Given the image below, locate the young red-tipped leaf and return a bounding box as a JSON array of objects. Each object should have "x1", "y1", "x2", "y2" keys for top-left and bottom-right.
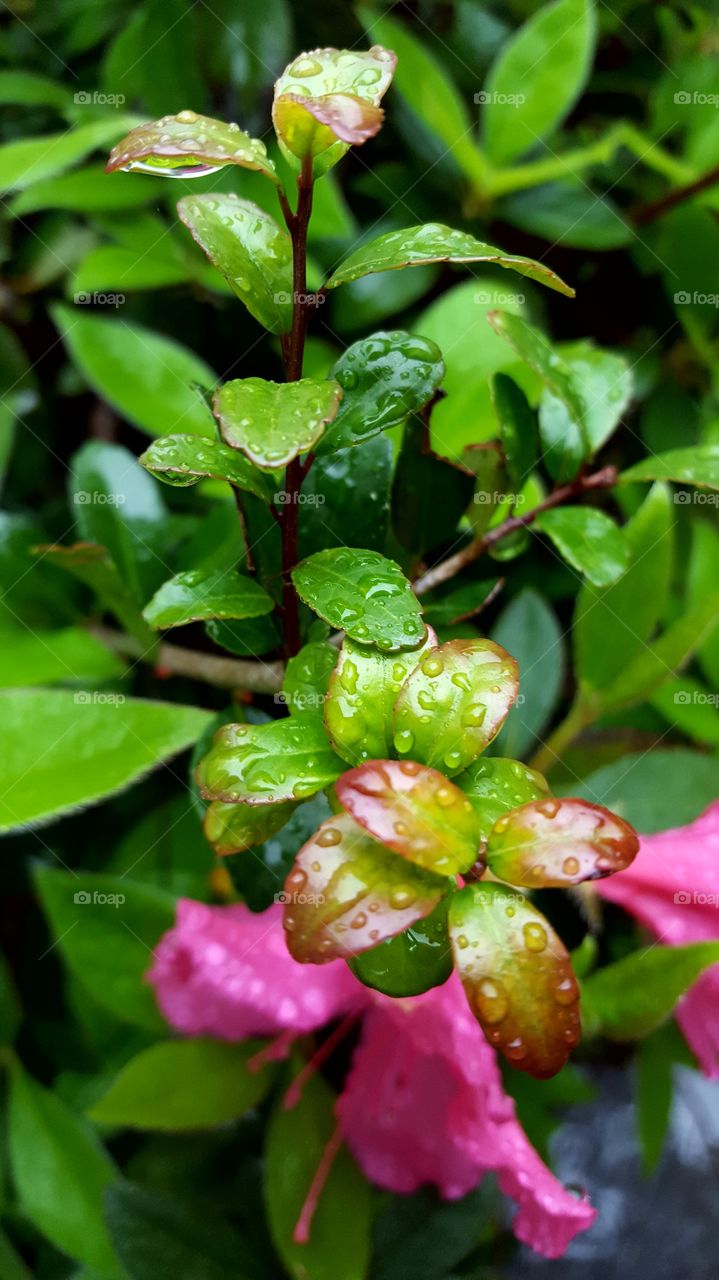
[
  {"x1": 272, "y1": 46, "x2": 396, "y2": 176},
  {"x1": 454, "y1": 757, "x2": 550, "y2": 841},
  {"x1": 336, "y1": 760, "x2": 481, "y2": 876},
  {"x1": 106, "y1": 111, "x2": 279, "y2": 183},
  {"x1": 486, "y1": 796, "x2": 639, "y2": 888},
  {"x1": 392, "y1": 639, "x2": 518, "y2": 776},
  {"x1": 204, "y1": 799, "x2": 297, "y2": 856},
  {"x1": 283, "y1": 812, "x2": 446, "y2": 963},
  {"x1": 449, "y1": 882, "x2": 581, "y2": 1078}
]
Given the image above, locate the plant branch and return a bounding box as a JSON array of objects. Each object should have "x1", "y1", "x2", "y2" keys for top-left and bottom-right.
[
  {"x1": 413, "y1": 464, "x2": 619, "y2": 596},
  {"x1": 632, "y1": 163, "x2": 719, "y2": 226},
  {"x1": 90, "y1": 625, "x2": 284, "y2": 693}
]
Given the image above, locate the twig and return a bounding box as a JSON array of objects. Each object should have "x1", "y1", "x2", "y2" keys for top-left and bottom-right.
[
  {"x1": 632, "y1": 163, "x2": 719, "y2": 226},
  {"x1": 89, "y1": 625, "x2": 284, "y2": 693}
]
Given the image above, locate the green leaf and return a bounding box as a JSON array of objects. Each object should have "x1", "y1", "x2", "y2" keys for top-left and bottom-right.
[
  {"x1": 89, "y1": 1038, "x2": 276, "y2": 1130},
  {"x1": 298, "y1": 436, "x2": 393, "y2": 557},
  {"x1": 566, "y1": 749, "x2": 719, "y2": 833},
  {"x1": 575, "y1": 483, "x2": 673, "y2": 692},
  {"x1": 204, "y1": 799, "x2": 296, "y2": 856},
  {"x1": 106, "y1": 111, "x2": 279, "y2": 183},
  {"x1": 318, "y1": 331, "x2": 445, "y2": 454},
  {"x1": 497, "y1": 181, "x2": 631, "y2": 251},
  {"x1": 10, "y1": 162, "x2": 166, "y2": 216},
  {"x1": 0, "y1": 690, "x2": 211, "y2": 833},
  {"x1": 0, "y1": 1225, "x2": 32, "y2": 1280},
  {"x1": 265, "y1": 1071, "x2": 371, "y2": 1280},
  {"x1": 282, "y1": 641, "x2": 338, "y2": 723},
  {"x1": 52, "y1": 305, "x2": 216, "y2": 438},
  {"x1": 8, "y1": 1063, "x2": 120, "y2": 1275},
  {"x1": 143, "y1": 568, "x2": 274, "y2": 631},
  {"x1": 282, "y1": 813, "x2": 446, "y2": 964},
  {"x1": 0, "y1": 115, "x2": 142, "y2": 196},
  {"x1": 349, "y1": 897, "x2": 452, "y2": 997},
  {"x1": 0, "y1": 68, "x2": 70, "y2": 108},
  {"x1": 621, "y1": 444, "x2": 719, "y2": 490},
  {"x1": 325, "y1": 225, "x2": 575, "y2": 297},
  {"x1": 324, "y1": 630, "x2": 435, "y2": 765},
  {"x1": 226, "y1": 794, "x2": 331, "y2": 913},
  {"x1": 70, "y1": 440, "x2": 171, "y2": 602},
  {"x1": 197, "y1": 718, "x2": 343, "y2": 804},
  {"x1": 0, "y1": 624, "x2": 124, "y2": 688},
  {"x1": 454, "y1": 757, "x2": 550, "y2": 840},
  {"x1": 105, "y1": 1182, "x2": 262, "y2": 1280},
  {"x1": 491, "y1": 589, "x2": 564, "y2": 759},
  {"x1": 35, "y1": 866, "x2": 176, "y2": 1031},
  {"x1": 689, "y1": 521, "x2": 719, "y2": 688},
  {"x1": 449, "y1": 882, "x2": 580, "y2": 1078},
  {"x1": 392, "y1": 639, "x2": 518, "y2": 775},
  {"x1": 422, "y1": 579, "x2": 502, "y2": 629},
  {"x1": 635, "y1": 1027, "x2": 675, "y2": 1176},
  {"x1": 482, "y1": 0, "x2": 596, "y2": 164},
  {"x1": 293, "y1": 548, "x2": 426, "y2": 651},
  {"x1": 557, "y1": 344, "x2": 633, "y2": 455},
  {"x1": 487, "y1": 312, "x2": 585, "y2": 460},
  {"x1": 178, "y1": 194, "x2": 292, "y2": 334},
  {"x1": 491, "y1": 373, "x2": 537, "y2": 492},
  {"x1": 337, "y1": 760, "x2": 482, "y2": 875},
  {"x1": 652, "y1": 676, "x2": 719, "y2": 748},
  {"x1": 272, "y1": 46, "x2": 396, "y2": 177},
  {"x1": 140, "y1": 433, "x2": 274, "y2": 501},
  {"x1": 392, "y1": 418, "x2": 476, "y2": 556},
  {"x1": 486, "y1": 796, "x2": 638, "y2": 887},
  {"x1": 582, "y1": 943, "x2": 719, "y2": 1040},
  {"x1": 214, "y1": 377, "x2": 343, "y2": 470},
  {"x1": 535, "y1": 507, "x2": 628, "y2": 587},
  {"x1": 37, "y1": 542, "x2": 156, "y2": 652}
]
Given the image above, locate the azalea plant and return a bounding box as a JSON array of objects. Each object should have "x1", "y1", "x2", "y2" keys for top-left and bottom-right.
[{"x1": 2, "y1": 2, "x2": 719, "y2": 1278}]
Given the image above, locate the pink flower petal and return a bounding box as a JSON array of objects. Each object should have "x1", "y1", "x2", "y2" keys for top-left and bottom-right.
[
  {"x1": 338, "y1": 976, "x2": 595, "y2": 1258},
  {"x1": 148, "y1": 900, "x2": 362, "y2": 1039},
  {"x1": 596, "y1": 801, "x2": 719, "y2": 1075}
]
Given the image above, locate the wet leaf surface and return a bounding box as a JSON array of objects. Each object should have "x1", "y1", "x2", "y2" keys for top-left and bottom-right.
[
  {"x1": 449, "y1": 882, "x2": 581, "y2": 1078},
  {"x1": 486, "y1": 796, "x2": 639, "y2": 888},
  {"x1": 214, "y1": 377, "x2": 343, "y2": 470},
  {"x1": 204, "y1": 799, "x2": 297, "y2": 855},
  {"x1": 392, "y1": 638, "x2": 518, "y2": 775},
  {"x1": 196, "y1": 718, "x2": 343, "y2": 804},
  {"x1": 292, "y1": 547, "x2": 426, "y2": 651},
  {"x1": 140, "y1": 434, "x2": 274, "y2": 502},
  {"x1": 454, "y1": 756, "x2": 550, "y2": 841},
  {"x1": 336, "y1": 759, "x2": 481, "y2": 875},
  {"x1": 283, "y1": 811, "x2": 446, "y2": 963},
  {"x1": 143, "y1": 568, "x2": 273, "y2": 630},
  {"x1": 106, "y1": 111, "x2": 279, "y2": 182},
  {"x1": 349, "y1": 896, "x2": 452, "y2": 996}
]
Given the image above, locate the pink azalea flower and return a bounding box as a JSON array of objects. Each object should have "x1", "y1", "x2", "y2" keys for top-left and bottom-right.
[
  {"x1": 595, "y1": 800, "x2": 719, "y2": 1078},
  {"x1": 149, "y1": 899, "x2": 595, "y2": 1259}
]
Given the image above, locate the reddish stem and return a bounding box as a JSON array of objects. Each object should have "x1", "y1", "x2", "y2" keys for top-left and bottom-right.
[
  {"x1": 283, "y1": 1012, "x2": 361, "y2": 1111},
  {"x1": 293, "y1": 1123, "x2": 344, "y2": 1245}
]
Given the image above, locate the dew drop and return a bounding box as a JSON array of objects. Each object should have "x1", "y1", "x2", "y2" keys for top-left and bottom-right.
[
  {"x1": 317, "y1": 826, "x2": 342, "y2": 847},
  {"x1": 523, "y1": 922, "x2": 547, "y2": 952},
  {"x1": 562, "y1": 856, "x2": 580, "y2": 877}
]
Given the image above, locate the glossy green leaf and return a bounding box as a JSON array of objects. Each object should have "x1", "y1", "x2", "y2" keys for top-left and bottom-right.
[
  {"x1": 0, "y1": 624, "x2": 124, "y2": 688},
  {"x1": 392, "y1": 418, "x2": 476, "y2": 556},
  {"x1": 491, "y1": 373, "x2": 537, "y2": 492},
  {"x1": 282, "y1": 811, "x2": 446, "y2": 963},
  {"x1": 422, "y1": 580, "x2": 502, "y2": 629},
  {"x1": 336, "y1": 760, "x2": 481, "y2": 876},
  {"x1": 178, "y1": 193, "x2": 292, "y2": 334},
  {"x1": 0, "y1": 115, "x2": 142, "y2": 196},
  {"x1": 486, "y1": 796, "x2": 638, "y2": 887},
  {"x1": 488, "y1": 312, "x2": 585, "y2": 449},
  {"x1": 535, "y1": 507, "x2": 628, "y2": 587},
  {"x1": 204, "y1": 799, "x2": 296, "y2": 855},
  {"x1": 89, "y1": 1038, "x2": 276, "y2": 1129},
  {"x1": 214, "y1": 377, "x2": 343, "y2": 470},
  {"x1": 324, "y1": 629, "x2": 436, "y2": 765},
  {"x1": 197, "y1": 718, "x2": 343, "y2": 804},
  {"x1": 35, "y1": 866, "x2": 176, "y2": 1030},
  {"x1": 52, "y1": 305, "x2": 216, "y2": 438},
  {"x1": 0, "y1": 690, "x2": 210, "y2": 833},
  {"x1": 265, "y1": 1071, "x2": 371, "y2": 1280},
  {"x1": 582, "y1": 943, "x2": 719, "y2": 1040},
  {"x1": 318, "y1": 331, "x2": 445, "y2": 454},
  {"x1": 226, "y1": 795, "x2": 331, "y2": 913},
  {"x1": 272, "y1": 45, "x2": 396, "y2": 176},
  {"x1": 491, "y1": 589, "x2": 564, "y2": 759},
  {"x1": 689, "y1": 522, "x2": 719, "y2": 689},
  {"x1": 326, "y1": 225, "x2": 574, "y2": 297},
  {"x1": 282, "y1": 641, "x2": 338, "y2": 723},
  {"x1": 392, "y1": 638, "x2": 519, "y2": 775},
  {"x1": 106, "y1": 111, "x2": 279, "y2": 182},
  {"x1": 558, "y1": 344, "x2": 633, "y2": 455},
  {"x1": 454, "y1": 757, "x2": 550, "y2": 841},
  {"x1": 37, "y1": 542, "x2": 156, "y2": 652},
  {"x1": 140, "y1": 433, "x2": 274, "y2": 501},
  {"x1": 292, "y1": 547, "x2": 426, "y2": 651},
  {"x1": 621, "y1": 445, "x2": 719, "y2": 490},
  {"x1": 349, "y1": 897, "x2": 452, "y2": 997},
  {"x1": 143, "y1": 568, "x2": 273, "y2": 631},
  {"x1": 8, "y1": 1063, "x2": 120, "y2": 1276},
  {"x1": 482, "y1": 0, "x2": 596, "y2": 164},
  {"x1": 298, "y1": 436, "x2": 393, "y2": 557},
  {"x1": 449, "y1": 882, "x2": 580, "y2": 1078}
]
